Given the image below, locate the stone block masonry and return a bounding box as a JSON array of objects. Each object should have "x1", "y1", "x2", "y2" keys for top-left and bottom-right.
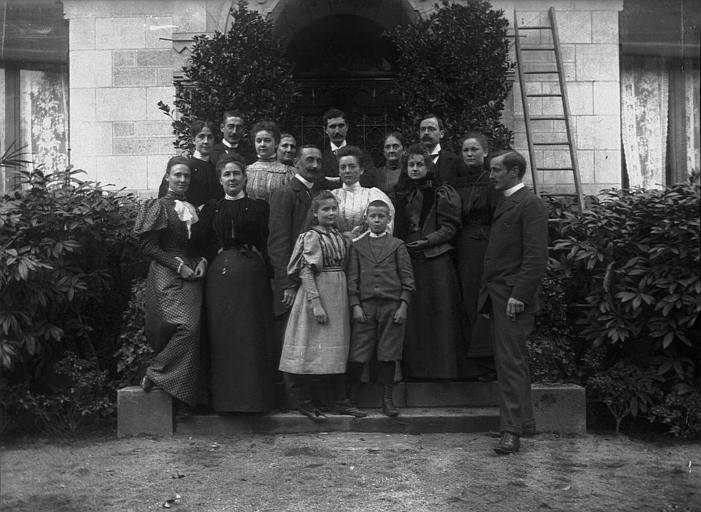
[
  {"x1": 501, "y1": 0, "x2": 624, "y2": 196},
  {"x1": 64, "y1": 0, "x2": 624, "y2": 196},
  {"x1": 64, "y1": 1, "x2": 182, "y2": 191},
  {"x1": 117, "y1": 386, "x2": 173, "y2": 437}
]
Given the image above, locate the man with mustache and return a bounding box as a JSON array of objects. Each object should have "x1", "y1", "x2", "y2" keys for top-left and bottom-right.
[
  {"x1": 210, "y1": 110, "x2": 256, "y2": 166},
  {"x1": 418, "y1": 113, "x2": 468, "y2": 185},
  {"x1": 268, "y1": 145, "x2": 343, "y2": 414},
  {"x1": 321, "y1": 108, "x2": 378, "y2": 188}
]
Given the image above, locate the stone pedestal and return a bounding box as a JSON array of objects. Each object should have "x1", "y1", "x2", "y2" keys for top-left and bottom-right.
[
  {"x1": 117, "y1": 386, "x2": 173, "y2": 438},
  {"x1": 532, "y1": 384, "x2": 587, "y2": 434}
]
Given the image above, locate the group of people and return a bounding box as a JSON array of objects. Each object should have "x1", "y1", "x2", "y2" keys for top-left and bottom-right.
[{"x1": 136, "y1": 107, "x2": 548, "y2": 454}]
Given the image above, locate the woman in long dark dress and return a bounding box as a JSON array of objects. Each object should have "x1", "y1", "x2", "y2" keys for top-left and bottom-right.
[
  {"x1": 455, "y1": 132, "x2": 498, "y2": 380},
  {"x1": 394, "y1": 144, "x2": 463, "y2": 379},
  {"x1": 197, "y1": 153, "x2": 275, "y2": 412},
  {"x1": 136, "y1": 156, "x2": 206, "y2": 410}
]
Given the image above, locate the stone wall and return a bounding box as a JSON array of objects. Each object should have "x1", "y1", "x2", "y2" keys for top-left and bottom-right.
[
  {"x1": 64, "y1": 0, "x2": 623, "y2": 196},
  {"x1": 496, "y1": 1, "x2": 623, "y2": 195},
  {"x1": 63, "y1": 0, "x2": 233, "y2": 190}
]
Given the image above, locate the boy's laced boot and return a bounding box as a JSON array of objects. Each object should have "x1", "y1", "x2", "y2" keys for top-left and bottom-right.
[
  {"x1": 382, "y1": 384, "x2": 399, "y2": 417},
  {"x1": 378, "y1": 361, "x2": 399, "y2": 417},
  {"x1": 345, "y1": 362, "x2": 365, "y2": 407}
]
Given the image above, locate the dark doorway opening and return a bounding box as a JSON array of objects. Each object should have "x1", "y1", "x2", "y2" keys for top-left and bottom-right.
[{"x1": 286, "y1": 14, "x2": 401, "y2": 164}]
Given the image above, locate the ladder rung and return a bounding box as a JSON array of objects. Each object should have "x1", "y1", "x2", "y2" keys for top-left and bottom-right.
[
  {"x1": 524, "y1": 70, "x2": 559, "y2": 75},
  {"x1": 537, "y1": 167, "x2": 574, "y2": 171},
  {"x1": 520, "y1": 47, "x2": 556, "y2": 51},
  {"x1": 533, "y1": 142, "x2": 570, "y2": 146},
  {"x1": 517, "y1": 26, "x2": 553, "y2": 30},
  {"x1": 530, "y1": 116, "x2": 566, "y2": 121},
  {"x1": 526, "y1": 93, "x2": 563, "y2": 97}
]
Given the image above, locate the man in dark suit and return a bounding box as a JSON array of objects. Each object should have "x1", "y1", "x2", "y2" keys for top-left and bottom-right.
[
  {"x1": 418, "y1": 113, "x2": 468, "y2": 185},
  {"x1": 268, "y1": 145, "x2": 334, "y2": 319},
  {"x1": 209, "y1": 110, "x2": 256, "y2": 166},
  {"x1": 321, "y1": 108, "x2": 377, "y2": 188},
  {"x1": 478, "y1": 150, "x2": 549, "y2": 454},
  {"x1": 268, "y1": 144, "x2": 351, "y2": 416}
]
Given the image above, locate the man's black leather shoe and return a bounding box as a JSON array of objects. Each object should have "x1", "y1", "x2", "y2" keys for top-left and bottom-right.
[{"x1": 494, "y1": 432, "x2": 520, "y2": 454}]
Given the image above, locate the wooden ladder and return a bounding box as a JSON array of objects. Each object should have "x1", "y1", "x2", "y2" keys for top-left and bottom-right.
[{"x1": 513, "y1": 7, "x2": 584, "y2": 212}]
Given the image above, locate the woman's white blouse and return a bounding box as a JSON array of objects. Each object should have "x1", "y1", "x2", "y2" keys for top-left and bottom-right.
[{"x1": 331, "y1": 182, "x2": 395, "y2": 236}]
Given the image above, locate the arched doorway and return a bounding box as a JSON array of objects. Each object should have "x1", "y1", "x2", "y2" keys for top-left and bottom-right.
[{"x1": 272, "y1": 0, "x2": 418, "y2": 164}]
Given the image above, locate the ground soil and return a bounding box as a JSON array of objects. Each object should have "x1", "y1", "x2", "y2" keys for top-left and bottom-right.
[{"x1": 1, "y1": 430, "x2": 700, "y2": 512}]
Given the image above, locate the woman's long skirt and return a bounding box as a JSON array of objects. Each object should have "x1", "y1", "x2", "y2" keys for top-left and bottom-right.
[
  {"x1": 206, "y1": 248, "x2": 275, "y2": 412},
  {"x1": 279, "y1": 269, "x2": 350, "y2": 375},
  {"x1": 144, "y1": 259, "x2": 202, "y2": 407},
  {"x1": 403, "y1": 252, "x2": 462, "y2": 379},
  {"x1": 456, "y1": 225, "x2": 495, "y2": 378}
]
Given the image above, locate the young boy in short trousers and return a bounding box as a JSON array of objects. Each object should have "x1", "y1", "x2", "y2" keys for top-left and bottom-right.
[{"x1": 346, "y1": 200, "x2": 415, "y2": 416}]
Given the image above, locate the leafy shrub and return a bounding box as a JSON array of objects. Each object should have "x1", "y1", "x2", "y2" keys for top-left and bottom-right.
[
  {"x1": 0, "y1": 167, "x2": 145, "y2": 432},
  {"x1": 528, "y1": 333, "x2": 578, "y2": 384},
  {"x1": 551, "y1": 176, "x2": 701, "y2": 436},
  {"x1": 114, "y1": 280, "x2": 152, "y2": 388},
  {"x1": 13, "y1": 352, "x2": 114, "y2": 434},
  {"x1": 0, "y1": 168, "x2": 144, "y2": 369},
  {"x1": 552, "y1": 180, "x2": 699, "y2": 356},
  {"x1": 528, "y1": 267, "x2": 579, "y2": 383},
  {"x1": 387, "y1": 0, "x2": 513, "y2": 149},
  {"x1": 159, "y1": 0, "x2": 298, "y2": 151},
  {"x1": 588, "y1": 360, "x2": 663, "y2": 434},
  {"x1": 649, "y1": 383, "x2": 701, "y2": 439}
]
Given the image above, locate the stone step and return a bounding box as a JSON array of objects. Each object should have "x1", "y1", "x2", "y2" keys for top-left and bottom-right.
[
  {"x1": 177, "y1": 407, "x2": 501, "y2": 436},
  {"x1": 118, "y1": 383, "x2": 585, "y2": 438},
  {"x1": 356, "y1": 381, "x2": 500, "y2": 408}
]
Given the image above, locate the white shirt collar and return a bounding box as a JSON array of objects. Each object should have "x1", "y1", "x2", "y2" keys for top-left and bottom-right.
[
  {"x1": 222, "y1": 139, "x2": 233, "y2": 148},
  {"x1": 295, "y1": 173, "x2": 314, "y2": 189},
  {"x1": 430, "y1": 143, "x2": 442, "y2": 156},
  {"x1": 504, "y1": 182, "x2": 525, "y2": 197},
  {"x1": 342, "y1": 181, "x2": 362, "y2": 191},
  {"x1": 330, "y1": 140, "x2": 347, "y2": 152},
  {"x1": 369, "y1": 231, "x2": 387, "y2": 238},
  {"x1": 193, "y1": 150, "x2": 208, "y2": 161},
  {"x1": 224, "y1": 190, "x2": 246, "y2": 200}
]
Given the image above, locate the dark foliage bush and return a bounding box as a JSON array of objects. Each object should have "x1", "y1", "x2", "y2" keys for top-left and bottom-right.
[
  {"x1": 0, "y1": 168, "x2": 145, "y2": 432},
  {"x1": 159, "y1": 0, "x2": 298, "y2": 151},
  {"x1": 649, "y1": 382, "x2": 701, "y2": 438},
  {"x1": 386, "y1": 0, "x2": 513, "y2": 149},
  {"x1": 12, "y1": 352, "x2": 114, "y2": 434},
  {"x1": 587, "y1": 360, "x2": 663, "y2": 434},
  {"x1": 551, "y1": 176, "x2": 701, "y2": 437},
  {"x1": 114, "y1": 280, "x2": 152, "y2": 389},
  {"x1": 528, "y1": 268, "x2": 579, "y2": 384}
]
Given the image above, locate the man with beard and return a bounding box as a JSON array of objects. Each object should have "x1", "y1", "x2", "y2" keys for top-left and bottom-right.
[{"x1": 268, "y1": 145, "x2": 344, "y2": 413}]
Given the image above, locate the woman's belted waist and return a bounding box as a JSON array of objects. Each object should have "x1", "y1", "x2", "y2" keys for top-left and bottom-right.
[
  {"x1": 162, "y1": 248, "x2": 197, "y2": 258},
  {"x1": 221, "y1": 243, "x2": 262, "y2": 258},
  {"x1": 322, "y1": 266, "x2": 344, "y2": 272}
]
